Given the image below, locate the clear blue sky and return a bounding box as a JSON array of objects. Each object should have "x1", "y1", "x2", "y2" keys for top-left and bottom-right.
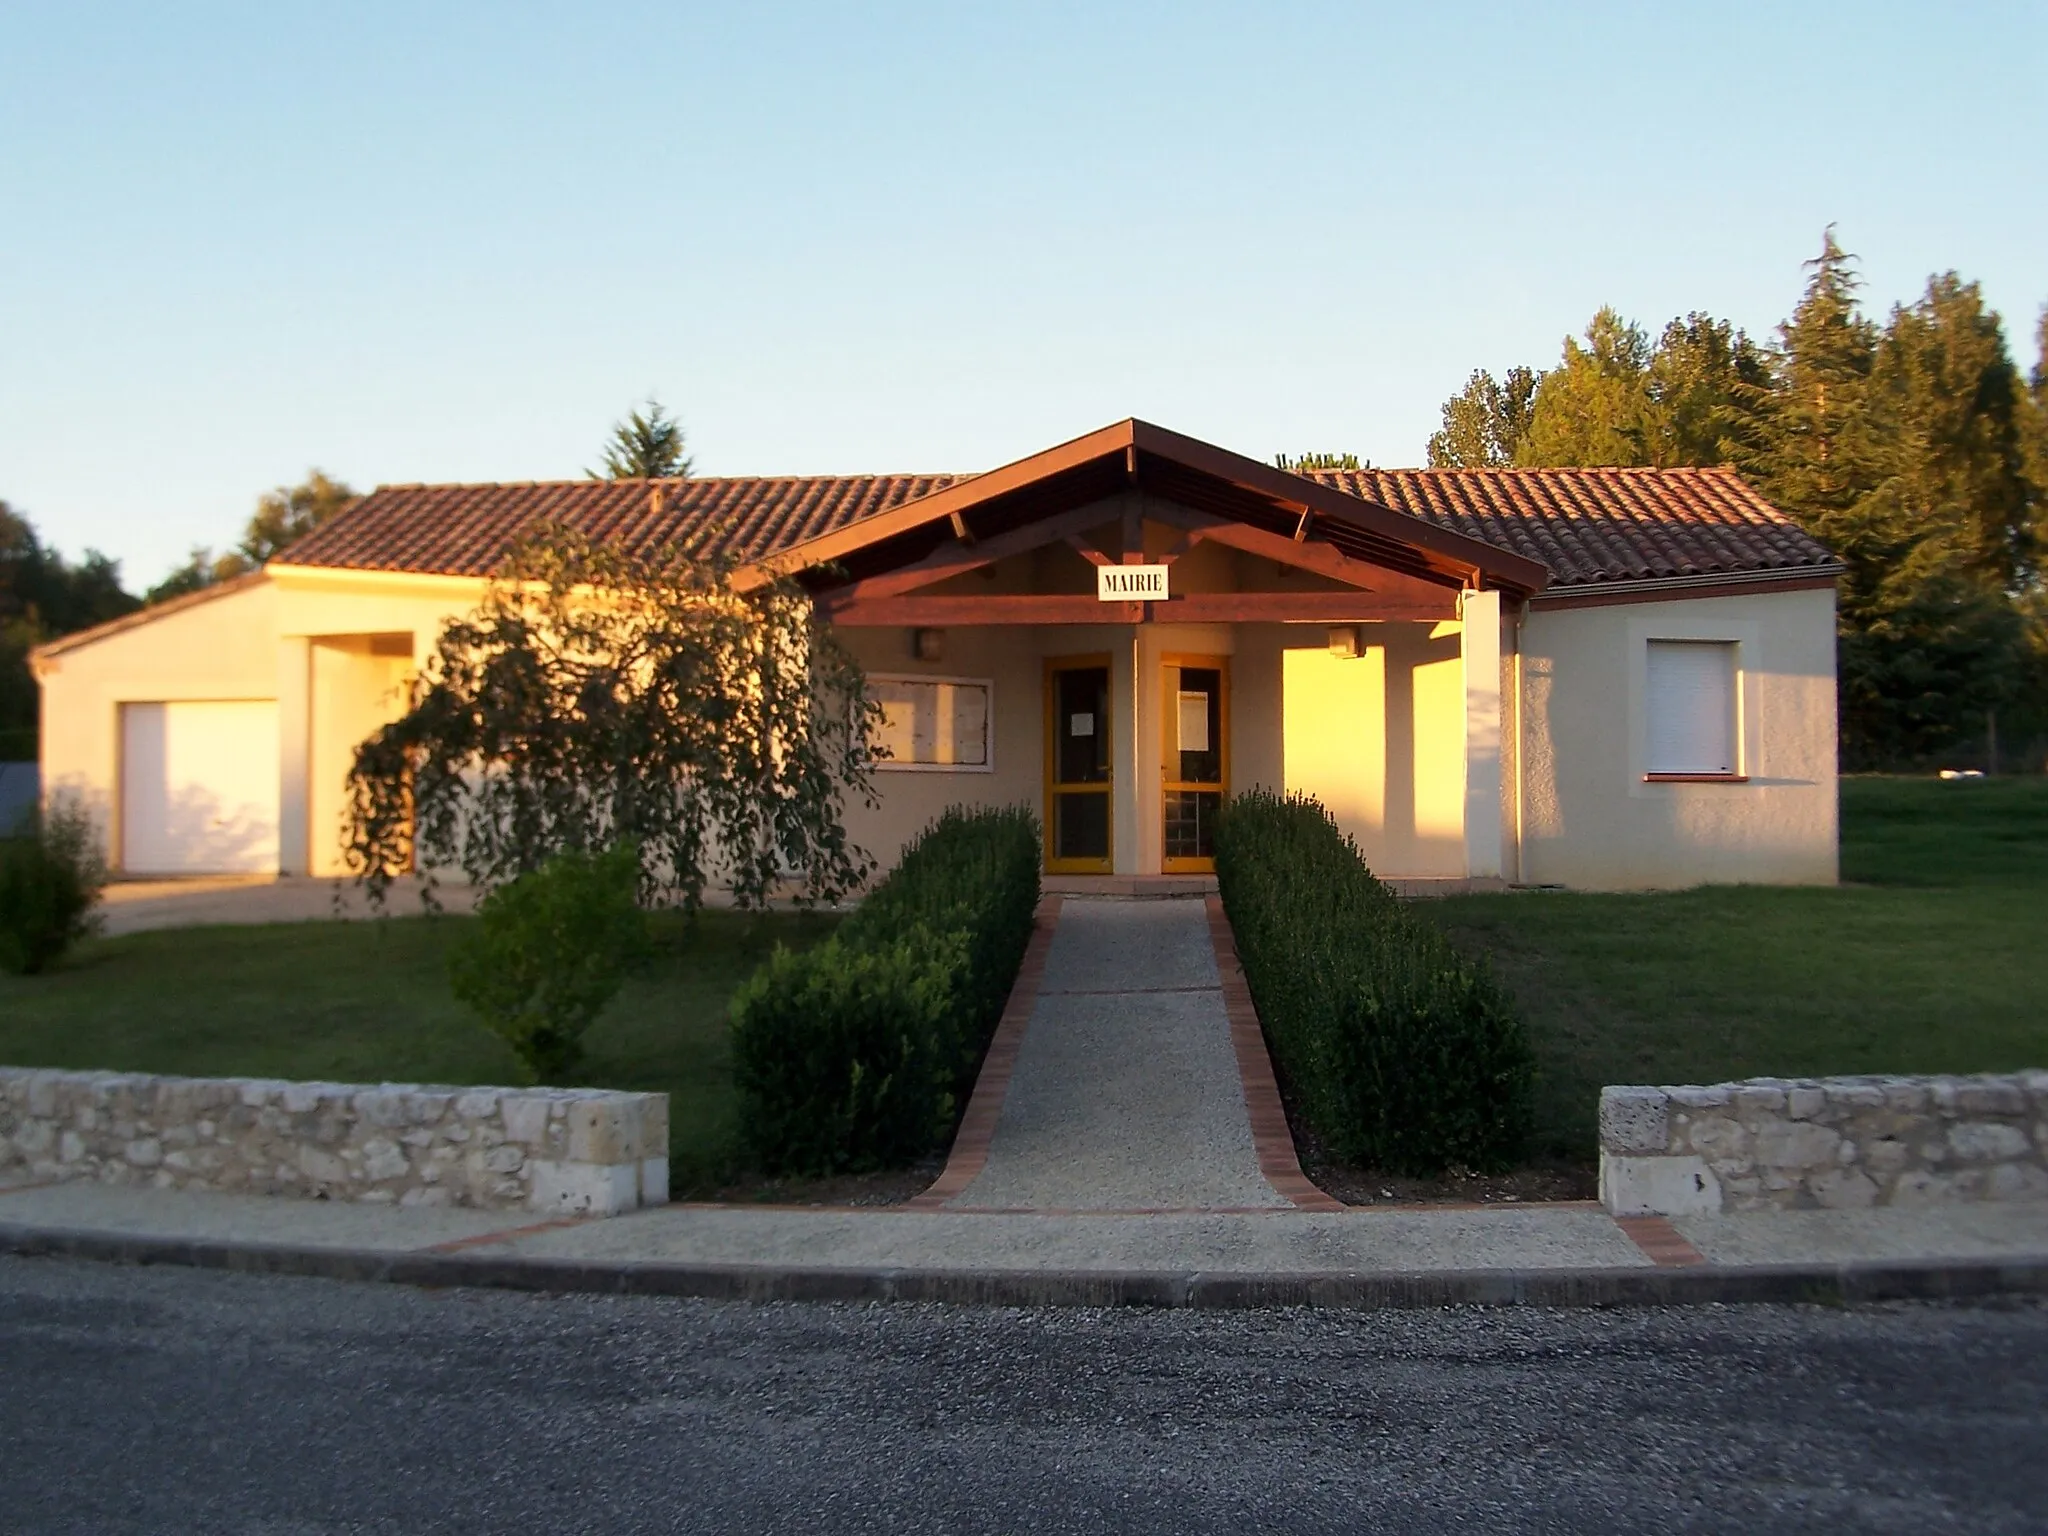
[{"x1": 3, "y1": 2, "x2": 2043, "y2": 589}]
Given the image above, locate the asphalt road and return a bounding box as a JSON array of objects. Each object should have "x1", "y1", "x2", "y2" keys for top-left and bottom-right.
[{"x1": 3, "y1": 1256, "x2": 2044, "y2": 1534}]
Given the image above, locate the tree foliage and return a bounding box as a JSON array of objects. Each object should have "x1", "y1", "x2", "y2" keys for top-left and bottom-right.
[
  {"x1": 1, "y1": 503, "x2": 141, "y2": 759},
  {"x1": 1273, "y1": 451, "x2": 1368, "y2": 472},
  {"x1": 1426, "y1": 366, "x2": 1540, "y2": 467},
  {"x1": 147, "y1": 469, "x2": 357, "y2": 603},
  {"x1": 1429, "y1": 229, "x2": 2048, "y2": 768},
  {"x1": 344, "y1": 527, "x2": 879, "y2": 913},
  {"x1": 592, "y1": 399, "x2": 691, "y2": 480}
]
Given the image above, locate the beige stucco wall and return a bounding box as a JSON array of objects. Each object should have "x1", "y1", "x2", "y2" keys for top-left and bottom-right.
[
  {"x1": 35, "y1": 579, "x2": 281, "y2": 868},
  {"x1": 1516, "y1": 586, "x2": 1838, "y2": 889},
  {"x1": 34, "y1": 528, "x2": 1838, "y2": 891},
  {"x1": 1244, "y1": 620, "x2": 1471, "y2": 880}
]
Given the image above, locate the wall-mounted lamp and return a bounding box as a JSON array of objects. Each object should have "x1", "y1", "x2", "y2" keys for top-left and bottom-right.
[
  {"x1": 1327, "y1": 626, "x2": 1360, "y2": 660},
  {"x1": 913, "y1": 627, "x2": 946, "y2": 662}
]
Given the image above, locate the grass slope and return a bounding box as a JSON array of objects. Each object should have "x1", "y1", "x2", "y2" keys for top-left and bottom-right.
[
  {"x1": 1431, "y1": 776, "x2": 2048, "y2": 1160},
  {"x1": 0, "y1": 909, "x2": 837, "y2": 1191}
]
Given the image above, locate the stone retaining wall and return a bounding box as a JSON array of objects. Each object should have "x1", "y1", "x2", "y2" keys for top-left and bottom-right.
[
  {"x1": 0, "y1": 1068, "x2": 668, "y2": 1217},
  {"x1": 1600, "y1": 1072, "x2": 2048, "y2": 1216}
]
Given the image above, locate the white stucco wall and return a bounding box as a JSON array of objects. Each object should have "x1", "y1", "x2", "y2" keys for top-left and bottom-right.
[
  {"x1": 1516, "y1": 586, "x2": 1839, "y2": 889},
  {"x1": 35, "y1": 578, "x2": 282, "y2": 869}
]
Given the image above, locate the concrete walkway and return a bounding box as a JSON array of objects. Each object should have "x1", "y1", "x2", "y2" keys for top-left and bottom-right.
[
  {"x1": 3, "y1": 1176, "x2": 2045, "y2": 1309},
  {"x1": 947, "y1": 899, "x2": 1286, "y2": 1211}
]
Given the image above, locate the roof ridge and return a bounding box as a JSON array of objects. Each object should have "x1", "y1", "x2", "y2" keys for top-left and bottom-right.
[{"x1": 369, "y1": 471, "x2": 974, "y2": 493}]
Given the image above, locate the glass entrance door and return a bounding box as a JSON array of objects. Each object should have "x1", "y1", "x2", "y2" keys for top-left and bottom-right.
[
  {"x1": 1161, "y1": 654, "x2": 1228, "y2": 873},
  {"x1": 1045, "y1": 657, "x2": 1113, "y2": 873}
]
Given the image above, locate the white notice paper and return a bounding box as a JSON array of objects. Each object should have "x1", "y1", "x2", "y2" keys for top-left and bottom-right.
[
  {"x1": 1177, "y1": 691, "x2": 1209, "y2": 753},
  {"x1": 1070, "y1": 712, "x2": 1094, "y2": 737}
]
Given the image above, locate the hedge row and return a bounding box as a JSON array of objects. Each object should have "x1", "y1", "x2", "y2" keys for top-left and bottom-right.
[
  {"x1": 729, "y1": 805, "x2": 1041, "y2": 1176},
  {"x1": 1213, "y1": 789, "x2": 1533, "y2": 1175}
]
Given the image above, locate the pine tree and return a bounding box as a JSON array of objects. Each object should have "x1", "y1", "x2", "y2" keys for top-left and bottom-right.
[
  {"x1": 1642, "y1": 313, "x2": 1776, "y2": 469},
  {"x1": 1517, "y1": 308, "x2": 1654, "y2": 466},
  {"x1": 592, "y1": 399, "x2": 691, "y2": 480},
  {"x1": 1759, "y1": 229, "x2": 1882, "y2": 532}
]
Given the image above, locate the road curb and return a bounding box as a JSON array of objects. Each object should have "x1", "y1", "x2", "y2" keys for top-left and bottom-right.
[{"x1": 4, "y1": 1220, "x2": 2046, "y2": 1311}]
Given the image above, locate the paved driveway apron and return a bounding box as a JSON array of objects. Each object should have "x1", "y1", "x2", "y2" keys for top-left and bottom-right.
[{"x1": 947, "y1": 898, "x2": 1286, "y2": 1211}]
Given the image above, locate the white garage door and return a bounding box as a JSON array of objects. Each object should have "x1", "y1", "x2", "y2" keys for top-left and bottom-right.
[{"x1": 121, "y1": 701, "x2": 281, "y2": 874}]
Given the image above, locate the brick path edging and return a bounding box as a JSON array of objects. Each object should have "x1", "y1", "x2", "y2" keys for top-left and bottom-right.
[
  {"x1": 906, "y1": 895, "x2": 1064, "y2": 1210},
  {"x1": 1203, "y1": 896, "x2": 1347, "y2": 1213}
]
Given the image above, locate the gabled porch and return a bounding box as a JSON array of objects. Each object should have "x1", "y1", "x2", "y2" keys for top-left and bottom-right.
[{"x1": 735, "y1": 419, "x2": 1550, "y2": 884}]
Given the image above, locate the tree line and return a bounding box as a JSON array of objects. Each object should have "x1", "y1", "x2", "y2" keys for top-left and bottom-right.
[{"x1": 1428, "y1": 231, "x2": 2048, "y2": 771}]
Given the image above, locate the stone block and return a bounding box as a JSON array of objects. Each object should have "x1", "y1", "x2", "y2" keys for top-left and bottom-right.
[
  {"x1": 567, "y1": 1098, "x2": 646, "y2": 1166},
  {"x1": 529, "y1": 1159, "x2": 640, "y2": 1216},
  {"x1": 1598, "y1": 1087, "x2": 1670, "y2": 1154},
  {"x1": 500, "y1": 1095, "x2": 552, "y2": 1147},
  {"x1": 640, "y1": 1157, "x2": 670, "y2": 1207},
  {"x1": 1733, "y1": 1085, "x2": 1788, "y2": 1118},
  {"x1": 354, "y1": 1090, "x2": 410, "y2": 1129},
  {"x1": 1666, "y1": 1084, "x2": 1733, "y2": 1111},
  {"x1": 1948, "y1": 1122, "x2": 2030, "y2": 1163},
  {"x1": 1754, "y1": 1120, "x2": 1842, "y2": 1170},
  {"x1": 1786, "y1": 1087, "x2": 1828, "y2": 1121},
  {"x1": 1955, "y1": 1080, "x2": 2027, "y2": 1117},
  {"x1": 1986, "y1": 1164, "x2": 2048, "y2": 1202},
  {"x1": 1600, "y1": 1152, "x2": 1721, "y2": 1216},
  {"x1": 1809, "y1": 1168, "x2": 1879, "y2": 1209}
]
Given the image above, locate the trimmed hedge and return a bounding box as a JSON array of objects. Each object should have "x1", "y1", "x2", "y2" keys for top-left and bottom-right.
[
  {"x1": 1213, "y1": 788, "x2": 1533, "y2": 1175},
  {"x1": 730, "y1": 805, "x2": 1041, "y2": 1175}
]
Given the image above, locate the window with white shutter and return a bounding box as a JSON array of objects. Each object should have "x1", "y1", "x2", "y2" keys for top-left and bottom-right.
[
  {"x1": 869, "y1": 675, "x2": 994, "y2": 771},
  {"x1": 1645, "y1": 641, "x2": 1739, "y2": 777}
]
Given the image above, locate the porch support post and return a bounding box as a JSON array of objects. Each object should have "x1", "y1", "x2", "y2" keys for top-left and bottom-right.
[
  {"x1": 1461, "y1": 590, "x2": 1503, "y2": 881},
  {"x1": 276, "y1": 635, "x2": 311, "y2": 876}
]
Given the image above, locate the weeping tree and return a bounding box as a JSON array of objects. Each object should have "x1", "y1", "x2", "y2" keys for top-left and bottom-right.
[{"x1": 344, "y1": 527, "x2": 879, "y2": 911}]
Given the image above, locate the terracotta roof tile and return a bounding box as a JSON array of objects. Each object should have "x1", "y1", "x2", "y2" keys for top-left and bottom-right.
[
  {"x1": 280, "y1": 474, "x2": 969, "y2": 576},
  {"x1": 280, "y1": 464, "x2": 1835, "y2": 589},
  {"x1": 1302, "y1": 466, "x2": 1835, "y2": 588}
]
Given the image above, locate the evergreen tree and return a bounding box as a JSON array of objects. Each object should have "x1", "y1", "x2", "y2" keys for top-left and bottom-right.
[
  {"x1": 1866, "y1": 274, "x2": 2032, "y2": 590},
  {"x1": 592, "y1": 399, "x2": 691, "y2": 480},
  {"x1": 1518, "y1": 308, "x2": 1655, "y2": 466},
  {"x1": 1426, "y1": 366, "x2": 1540, "y2": 467},
  {"x1": 1642, "y1": 313, "x2": 1776, "y2": 469},
  {"x1": 1758, "y1": 229, "x2": 1882, "y2": 529}
]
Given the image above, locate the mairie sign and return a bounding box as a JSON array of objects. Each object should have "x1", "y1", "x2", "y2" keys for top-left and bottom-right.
[{"x1": 1096, "y1": 564, "x2": 1169, "y2": 601}]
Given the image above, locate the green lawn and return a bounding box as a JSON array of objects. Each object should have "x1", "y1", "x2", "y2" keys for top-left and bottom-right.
[
  {"x1": 1431, "y1": 775, "x2": 2048, "y2": 1161},
  {"x1": 0, "y1": 908, "x2": 837, "y2": 1192}
]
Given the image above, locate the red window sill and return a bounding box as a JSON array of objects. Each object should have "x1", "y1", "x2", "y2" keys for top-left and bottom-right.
[{"x1": 1643, "y1": 772, "x2": 1749, "y2": 783}]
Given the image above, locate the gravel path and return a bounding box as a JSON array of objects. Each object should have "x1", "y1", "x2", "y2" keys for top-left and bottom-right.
[
  {"x1": 949, "y1": 898, "x2": 1285, "y2": 1210},
  {"x1": 5, "y1": 1256, "x2": 2046, "y2": 1534}
]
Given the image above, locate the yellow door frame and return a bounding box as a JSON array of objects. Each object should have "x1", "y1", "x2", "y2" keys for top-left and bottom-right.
[
  {"x1": 1043, "y1": 653, "x2": 1115, "y2": 875},
  {"x1": 1160, "y1": 651, "x2": 1229, "y2": 874}
]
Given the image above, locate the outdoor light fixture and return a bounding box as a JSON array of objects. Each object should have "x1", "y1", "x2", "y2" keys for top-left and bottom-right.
[
  {"x1": 1327, "y1": 626, "x2": 1360, "y2": 659},
  {"x1": 913, "y1": 627, "x2": 946, "y2": 662}
]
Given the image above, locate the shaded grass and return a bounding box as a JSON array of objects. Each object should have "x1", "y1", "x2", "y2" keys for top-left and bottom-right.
[
  {"x1": 0, "y1": 909, "x2": 837, "y2": 1193},
  {"x1": 1429, "y1": 775, "x2": 2048, "y2": 1161}
]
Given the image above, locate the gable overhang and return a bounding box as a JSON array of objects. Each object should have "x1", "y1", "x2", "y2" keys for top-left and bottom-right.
[{"x1": 730, "y1": 419, "x2": 1552, "y2": 611}]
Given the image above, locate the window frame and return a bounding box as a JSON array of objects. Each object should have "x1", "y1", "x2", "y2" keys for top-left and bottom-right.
[
  {"x1": 1643, "y1": 639, "x2": 1745, "y2": 782},
  {"x1": 867, "y1": 672, "x2": 997, "y2": 774},
  {"x1": 1624, "y1": 615, "x2": 1759, "y2": 793}
]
